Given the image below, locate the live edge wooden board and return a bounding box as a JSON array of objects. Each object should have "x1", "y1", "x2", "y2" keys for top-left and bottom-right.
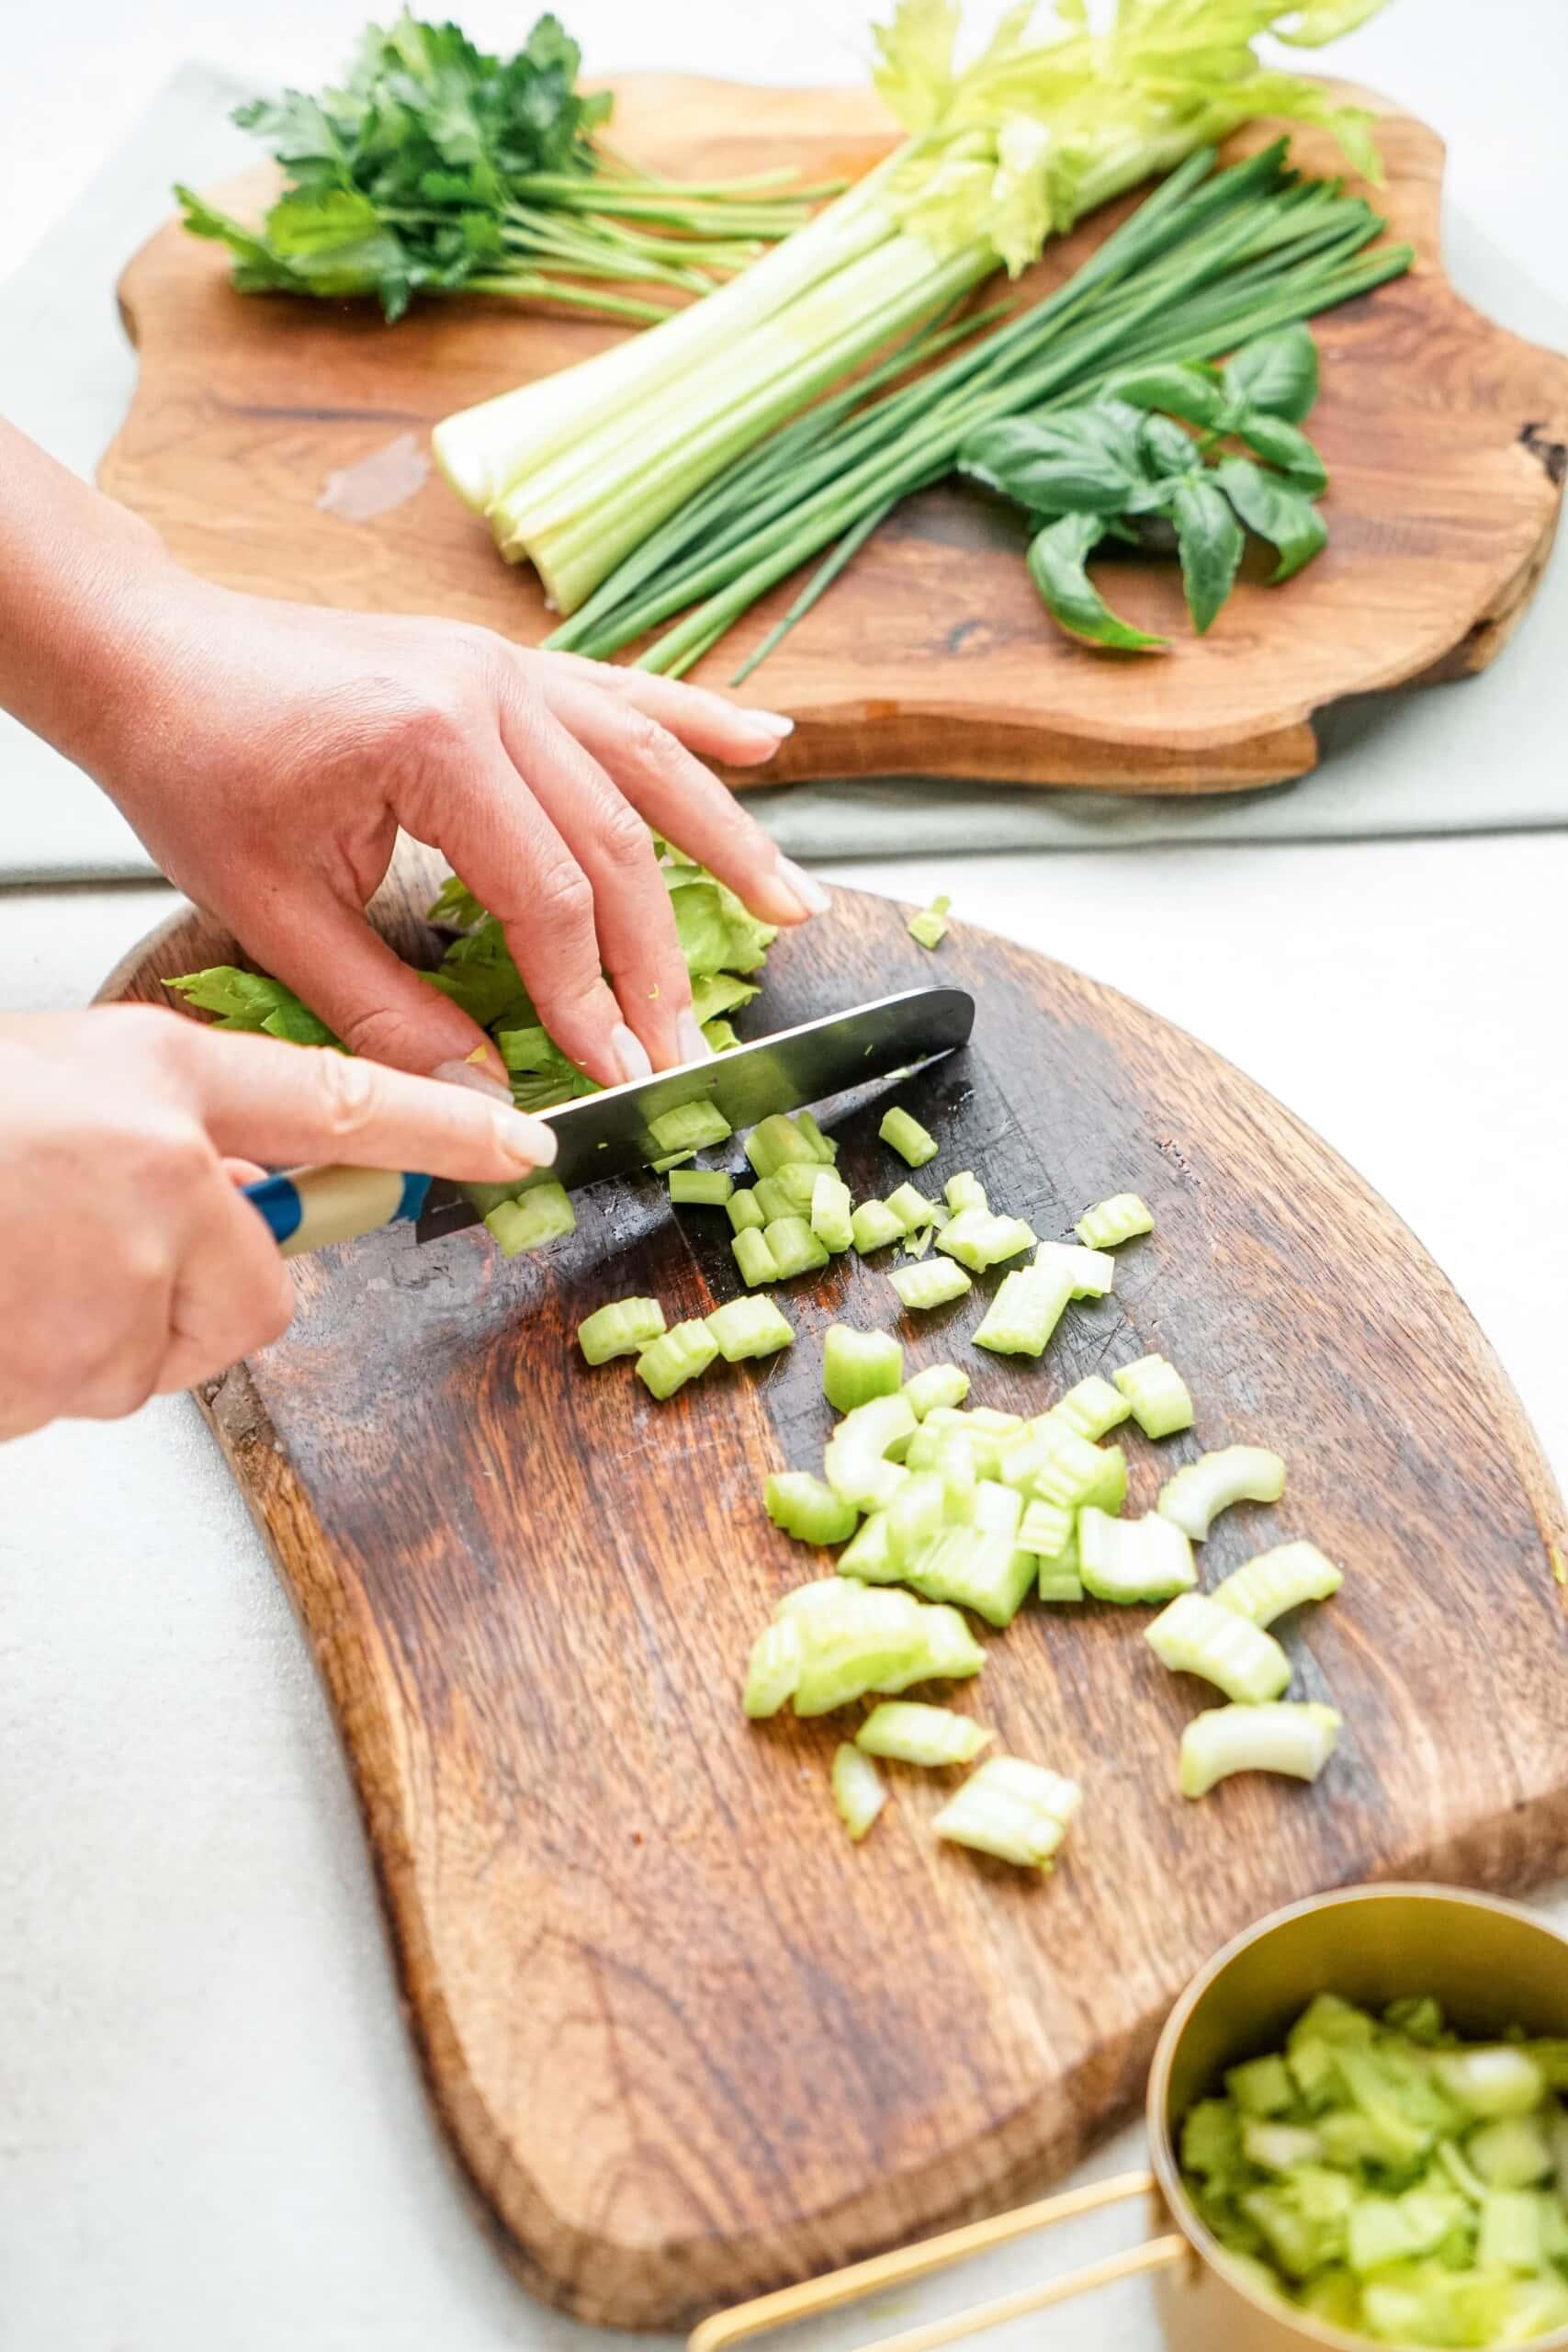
[
  {"x1": 103, "y1": 858, "x2": 1568, "y2": 2327},
  {"x1": 102, "y1": 78, "x2": 1568, "y2": 796}
]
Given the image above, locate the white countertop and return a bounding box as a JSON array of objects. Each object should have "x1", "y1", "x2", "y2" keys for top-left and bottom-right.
[{"x1": 5, "y1": 5, "x2": 1568, "y2": 2349}]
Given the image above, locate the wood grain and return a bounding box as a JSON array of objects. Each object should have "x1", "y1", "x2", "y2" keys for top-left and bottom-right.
[
  {"x1": 99, "y1": 859, "x2": 1568, "y2": 2326},
  {"x1": 99, "y1": 76, "x2": 1568, "y2": 797}
]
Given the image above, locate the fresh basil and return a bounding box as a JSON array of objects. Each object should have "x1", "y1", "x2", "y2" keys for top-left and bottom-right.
[
  {"x1": 1171, "y1": 478, "x2": 1245, "y2": 635},
  {"x1": 962, "y1": 413, "x2": 1144, "y2": 516},
  {"x1": 1211, "y1": 457, "x2": 1328, "y2": 582},
  {"x1": 1233, "y1": 410, "x2": 1328, "y2": 493},
  {"x1": 1222, "y1": 324, "x2": 1320, "y2": 424},
  {"x1": 1027, "y1": 515, "x2": 1167, "y2": 653},
  {"x1": 1113, "y1": 360, "x2": 1228, "y2": 429}
]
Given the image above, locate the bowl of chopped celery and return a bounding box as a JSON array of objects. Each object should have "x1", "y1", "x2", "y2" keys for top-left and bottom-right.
[{"x1": 1149, "y1": 1885, "x2": 1568, "y2": 2352}]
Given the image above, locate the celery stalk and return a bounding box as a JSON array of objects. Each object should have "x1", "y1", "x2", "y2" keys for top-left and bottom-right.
[
  {"x1": 886, "y1": 1470, "x2": 947, "y2": 1567},
  {"x1": 485, "y1": 1181, "x2": 576, "y2": 1255},
  {"x1": 880, "y1": 1105, "x2": 939, "y2": 1168},
  {"x1": 888, "y1": 1258, "x2": 971, "y2": 1311},
  {"x1": 823, "y1": 1394, "x2": 918, "y2": 1510},
  {"x1": 1145, "y1": 1591, "x2": 1292, "y2": 1705},
  {"x1": 885, "y1": 1182, "x2": 943, "y2": 1233},
  {"x1": 838, "y1": 1510, "x2": 895, "y2": 1582},
  {"x1": 707, "y1": 1296, "x2": 794, "y2": 1362},
  {"x1": 764, "y1": 1163, "x2": 826, "y2": 1213},
  {"x1": 669, "y1": 1168, "x2": 734, "y2": 1206},
  {"x1": 1076, "y1": 1193, "x2": 1155, "y2": 1250},
  {"x1": 943, "y1": 1172, "x2": 987, "y2": 1215},
  {"x1": 636, "y1": 1317, "x2": 719, "y2": 1397},
  {"x1": 932, "y1": 1756, "x2": 1082, "y2": 1871},
  {"x1": 751, "y1": 1175, "x2": 795, "y2": 1223},
  {"x1": 856, "y1": 1702, "x2": 992, "y2": 1768},
  {"x1": 1114, "y1": 1352, "x2": 1195, "y2": 1439},
  {"x1": 577, "y1": 1296, "x2": 665, "y2": 1363},
  {"x1": 902, "y1": 1363, "x2": 970, "y2": 1419},
  {"x1": 766, "y1": 1471, "x2": 858, "y2": 1546},
  {"x1": 832, "y1": 1742, "x2": 887, "y2": 1841},
  {"x1": 746, "y1": 1112, "x2": 836, "y2": 1177},
  {"x1": 909, "y1": 1523, "x2": 1035, "y2": 1627},
  {"x1": 823, "y1": 1326, "x2": 905, "y2": 1414},
  {"x1": 1000, "y1": 1419, "x2": 1124, "y2": 1511},
  {"x1": 851, "y1": 1199, "x2": 907, "y2": 1254},
  {"x1": 732, "y1": 1227, "x2": 777, "y2": 1286},
  {"x1": 1078, "y1": 1507, "x2": 1196, "y2": 1603},
  {"x1": 743, "y1": 1618, "x2": 802, "y2": 1717},
  {"x1": 1179, "y1": 1702, "x2": 1340, "y2": 1798},
  {"x1": 1433, "y1": 2051, "x2": 1547, "y2": 2120},
  {"x1": 1017, "y1": 1496, "x2": 1075, "y2": 1561},
  {"x1": 1157, "y1": 1447, "x2": 1286, "y2": 1540},
  {"x1": 937, "y1": 1207, "x2": 1036, "y2": 1272}
]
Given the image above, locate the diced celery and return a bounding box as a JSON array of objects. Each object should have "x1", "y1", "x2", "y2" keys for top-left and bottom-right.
[
  {"x1": 1351, "y1": 2185, "x2": 1472, "y2": 2277},
  {"x1": 727, "y1": 1188, "x2": 765, "y2": 1233},
  {"x1": 880, "y1": 1105, "x2": 939, "y2": 1169},
  {"x1": 650, "y1": 1148, "x2": 696, "y2": 1174},
  {"x1": 1048, "y1": 1375, "x2": 1133, "y2": 1443},
  {"x1": 937, "y1": 1207, "x2": 1037, "y2": 1272},
  {"x1": 1076, "y1": 1193, "x2": 1155, "y2": 1250},
  {"x1": 902, "y1": 1363, "x2": 970, "y2": 1419},
  {"x1": 1017, "y1": 1495, "x2": 1075, "y2": 1560},
  {"x1": 766, "y1": 1471, "x2": 858, "y2": 1547},
  {"x1": 886, "y1": 1181, "x2": 942, "y2": 1232},
  {"x1": 907, "y1": 895, "x2": 951, "y2": 950},
  {"x1": 1477, "y1": 2188, "x2": 1542, "y2": 2274},
  {"x1": 1032, "y1": 1240, "x2": 1116, "y2": 1298},
  {"x1": 1227, "y1": 2054, "x2": 1298, "y2": 2118},
  {"x1": 943, "y1": 1171, "x2": 987, "y2": 1215},
  {"x1": 1434, "y1": 2050, "x2": 1546, "y2": 2121},
  {"x1": 902, "y1": 1226, "x2": 933, "y2": 1260},
  {"x1": 1240, "y1": 2171, "x2": 1353, "y2": 2280},
  {"x1": 909, "y1": 1525, "x2": 1035, "y2": 1628},
  {"x1": 1146, "y1": 1592, "x2": 1292, "y2": 1705},
  {"x1": 838, "y1": 1510, "x2": 895, "y2": 1582},
  {"x1": 831, "y1": 1743, "x2": 886, "y2": 1841},
  {"x1": 746, "y1": 1113, "x2": 829, "y2": 1178},
  {"x1": 732, "y1": 1227, "x2": 777, "y2": 1286},
  {"x1": 973, "y1": 1263, "x2": 1075, "y2": 1359},
  {"x1": 907, "y1": 1408, "x2": 1009, "y2": 1480},
  {"x1": 1212, "y1": 1541, "x2": 1343, "y2": 1628},
  {"x1": 1179, "y1": 1702, "x2": 1341, "y2": 1799},
  {"x1": 1467, "y1": 2117, "x2": 1554, "y2": 2189},
  {"x1": 1079, "y1": 1507, "x2": 1196, "y2": 1604},
  {"x1": 824, "y1": 1394, "x2": 919, "y2": 1511},
  {"x1": 851, "y1": 1199, "x2": 907, "y2": 1255},
  {"x1": 1244, "y1": 2122, "x2": 1327, "y2": 2173},
  {"x1": 856, "y1": 1702, "x2": 992, "y2": 1768},
  {"x1": 886, "y1": 1470, "x2": 947, "y2": 1567},
  {"x1": 649, "y1": 1101, "x2": 732, "y2": 1157},
  {"x1": 809, "y1": 1169, "x2": 854, "y2": 1253},
  {"x1": 707, "y1": 1296, "x2": 794, "y2": 1363},
  {"x1": 1113, "y1": 1352, "x2": 1195, "y2": 1439},
  {"x1": 485, "y1": 1180, "x2": 576, "y2": 1255},
  {"x1": 766, "y1": 1580, "x2": 982, "y2": 1713},
  {"x1": 636, "y1": 1317, "x2": 719, "y2": 1398},
  {"x1": 879, "y1": 1601, "x2": 985, "y2": 1690},
  {"x1": 669, "y1": 1168, "x2": 734, "y2": 1206},
  {"x1": 823, "y1": 1326, "x2": 905, "y2": 1414},
  {"x1": 1036, "y1": 1561, "x2": 1084, "y2": 1604},
  {"x1": 752, "y1": 1174, "x2": 795, "y2": 1222},
  {"x1": 932, "y1": 1756, "x2": 1081, "y2": 1871},
  {"x1": 964, "y1": 1408, "x2": 1023, "y2": 1435},
  {"x1": 934, "y1": 1435, "x2": 977, "y2": 1523},
  {"x1": 742, "y1": 1618, "x2": 802, "y2": 1717},
  {"x1": 764, "y1": 1216, "x2": 831, "y2": 1280},
  {"x1": 1157, "y1": 1447, "x2": 1287, "y2": 1541},
  {"x1": 703, "y1": 1018, "x2": 740, "y2": 1054},
  {"x1": 889, "y1": 1259, "x2": 972, "y2": 1312},
  {"x1": 793, "y1": 1113, "x2": 837, "y2": 1165},
  {"x1": 578, "y1": 1296, "x2": 666, "y2": 1364},
  {"x1": 767, "y1": 1161, "x2": 827, "y2": 1211},
  {"x1": 1002, "y1": 1419, "x2": 1125, "y2": 1512}
]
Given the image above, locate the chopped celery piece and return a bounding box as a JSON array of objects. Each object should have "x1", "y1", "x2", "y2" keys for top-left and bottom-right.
[
  {"x1": 1228, "y1": 2054, "x2": 1297, "y2": 2118},
  {"x1": 742, "y1": 1618, "x2": 801, "y2": 1718},
  {"x1": 886, "y1": 1181, "x2": 942, "y2": 1233},
  {"x1": 1433, "y1": 2050, "x2": 1546, "y2": 2120},
  {"x1": 1467, "y1": 2117, "x2": 1554, "y2": 2189},
  {"x1": 763, "y1": 1216, "x2": 831, "y2": 1280},
  {"x1": 903, "y1": 1226, "x2": 933, "y2": 1261},
  {"x1": 1078, "y1": 1507, "x2": 1196, "y2": 1604},
  {"x1": 838, "y1": 1510, "x2": 894, "y2": 1582},
  {"x1": 1017, "y1": 1496, "x2": 1075, "y2": 1561},
  {"x1": 1076, "y1": 1193, "x2": 1155, "y2": 1250},
  {"x1": 809, "y1": 1169, "x2": 854, "y2": 1253},
  {"x1": 886, "y1": 1470, "x2": 947, "y2": 1567},
  {"x1": 879, "y1": 1601, "x2": 985, "y2": 1690},
  {"x1": 972, "y1": 1479, "x2": 1024, "y2": 1543},
  {"x1": 485, "y1": 1180, "x2": 576, "y2": 1255},
  {"x1": 824, "y1": 1394, "x2": 918, "y2": 1511},
  {"x1": 937, "y1": 1207, "x2": 1037, "y2": 1272},
  {"x1": 852, "y1": 1199, "x2": 907, "y2": 1255},
  {"x1": 727, "y1": 1187, "x2": 765, "y2": 1233},
  {"x1": 704, "y1": 1020, "x2": 740, "y2": 1053},
  {"x1": 1001, "y1": 1418, "x2": 1125, "y2": 1512},
  {"x1": 650, "y1": 1148, "x2": 696, "y2": 1174},
  {"x1": 1213, "y1": 1541, "x2": 1343, "y2": 1627},
  {"x1": 889, "y1": 1258, "x2": 972, "y2": 1312},
  {"x1": 1158, "y1": 1447, "x2": 1287, "y2": 1541},
  {"x1": 1478, "y1": 2188, "x2": 1543, "y2": 2274},
  {"x1": 943, "y1": 1171, "x2": 987, "y2": 1215},
  {"x1": 1049, "y1": 1374, "x2": 1132, "y2": 1442},
  {"x1": 832, "y1": 1743, "x2": 886, "y2": 1842},
  {"x1": 649, "y1": 1100, "x2": 732, "y2": 1157},
  {"x1": 1347, "y1": 2187, "x2": 1469, "y2": 2276},
  {"x1": 637, "y1": 1317, "x2": 719, "y2": 1398},
  {"x1": 746, "y1": 1112, "x2": 831, "y2": 1178},
  {"x1": 767, "y1": 1579, "x2": 983, "y2": 1713},
  {"x1": 1245, "y1": 2122, "x2": 1327, "y2": 2173},
  {"x1": 707, "y1": 1296, "x2": 793, "y2": 1363},
  {"x1": 907, "y1": 1407, "x2": 1010, "y2": 1479},
  {"x1": 766, "y1": 1161, "x2": 827, "y2": 1212},
  {"x1": 1033, "y1": 1240, "x2": 1116, "y2": 1299},
  {"x1": 966, "y1": 1408, "x2": 1024, "y2": 1434},
  {"x1": 792, "y1": 1113, "x2": 837, "y2": 1165},
  {"x1": 578, "y1": 1296, "x2": 665, "y2": 1364},
  {"x1": 732, "y1": 1227, "x2": 776, "y2": 1286},
  {"x1": 823, "y1": 1325, "x2": 905, "y2": 1414},
  {"x1": 1179, "y1": 1702, "x2": 1341, "y2": 1799},
  {"x1": 973, "y1": 1263, "x2": 1074, "y2": 1358},
  {"x1": 669, "y1": 1168, "x2": 734, "y2": 1206},
  {"x1": 1037, "y1": 1560, "x2": 1084, "y2": 1604},
  {"x1": 1145, "y1": 1592, "x2": 1292, "y2": 1705},
  {"x1": 880, "y1": 1105, "x2": 939, "y2": 1169},
  {"x1": 902, "y1": 1363, "x2": 970, "y2": 1419},
  {"x1": 856, "y1": 1702, "x2": 992, "y2": 1768},
  {"x1": 934, "y1": 1435, "x2": 977, "y2": 1523},
  {"x1": 908, "y1": 895, "x2": 951, "y2": 951},
  {"x1": 1114, "y1": 1352, "x2": 1195, "y2": 1439},
  {"x1": 932, "y1": 1756, "x2": 1082, "y2": 1871},
  {"x1": 766, "y1": 1472, "x2": 858, "y2": 1547},
  {"x1": 752, "y1": 1174, "x2": 796, "y2": 1222},
  {"x1": 909, "y1": 1524, "x2": 1035, "y2": 1628}
]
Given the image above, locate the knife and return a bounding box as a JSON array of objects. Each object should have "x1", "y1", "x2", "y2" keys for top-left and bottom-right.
[{"x1": 242, "y1": 983, "x2": 975, "y2": 1260}]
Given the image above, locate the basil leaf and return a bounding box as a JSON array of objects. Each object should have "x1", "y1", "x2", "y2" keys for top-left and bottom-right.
[
  {"x1": 961, "y1": 413, "x2": 1142, "y2": 516},
  {"x1": 1170, "y1": 479, "x2": 1244, "y2": 636},
  {"x1": 1027, "y1": 514, "x2": 1166, "y2": 653},
  {"x1": 1111, "y1": 361, "x2": 1227, "y2": 428},
  {"x1": 1139, "y1": 413, "x2": 1201, "y2": 482},
  {"x1": 1212, "y1": 457, "x2": 1328, "y2": 583},
  {"x1": 1223, "y1": 324, "x2": 1320, "y2": 424},
  {"x1": 1235, "y1": 410, "x2": 1328, "y2": 493}
]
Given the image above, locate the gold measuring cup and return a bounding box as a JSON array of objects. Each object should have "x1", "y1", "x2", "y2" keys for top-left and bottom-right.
[{"x1": 692, "y1": 1885, "x2": 1568, "y2": 2352}]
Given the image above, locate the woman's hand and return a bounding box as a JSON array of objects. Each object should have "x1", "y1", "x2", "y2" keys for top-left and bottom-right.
[{"x1": 0, "y1": 1008, "x2": 558, "y2": 1439}]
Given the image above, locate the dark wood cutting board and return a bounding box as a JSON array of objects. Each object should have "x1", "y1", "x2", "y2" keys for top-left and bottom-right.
[
  {"x1": 98, "y1": 863, "x2": 1568, "y2": 2325},
  {"x1": 100, "y1": 77, "x2": 1568, "y2": 797}
]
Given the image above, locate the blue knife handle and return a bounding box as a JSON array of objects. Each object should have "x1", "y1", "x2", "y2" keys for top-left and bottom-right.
[{"x1": 243, "y1": 1167, "x2": 433, "y2": 1259}]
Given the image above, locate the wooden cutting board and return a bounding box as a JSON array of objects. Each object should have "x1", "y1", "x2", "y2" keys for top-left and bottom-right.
[
  {"x1": 100, "y1": 863, "x2": 1568, "y2": 2327},
  {"x1": 101, "y1": 78, "x2": 1568, "y2": 797}
]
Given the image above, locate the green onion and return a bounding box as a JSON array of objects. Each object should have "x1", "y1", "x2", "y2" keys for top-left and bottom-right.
[
  {"x1": 1049, "y1": 1374, "x2": 1132, "y2": 1442},
  {"x1": 852, "y1": 1199, "x2": 908, "y2": 1255},
  {"x1": 1114, "y1": 1352, "x2": 1195, "y2": 1438},
  {"x1": 1032, "y1": 1240, "x2": 1116, "y2": 1299},
  {"x1": 856, "y1": 1702, "x2": 992, "y2": 1768},
  {"x1": 484, "y1": 1180, "x2": 576, "y2": 1255},
  {"x1": 707, "y1": 1295, "x2": 794, "y2": 1362},
  {"x1": 1212, "y1": 1542, "x2": 1344, "y2": 1627},
  {"x1": 732, "y1": 1227, "x2": 777, "y2": 1286},
  {"x1": 766, "y1": 1471, "x2": 859, "y2": 1547},
  {"x1": 668, "y1": 1168, "x2": 734, "y2": 1206},
  {"x1": 578, "y1": 1295, "x2": 665, "y2": 1363},
  {"x1": 973, "y1": 1263, "x2": 1074, "y2": 1358},
  {"x1": 1158, "y1": 1446, "x2": 1287, "y2": 1540},
  {"x1": 809, "y1": 1169, "x2": 854, "y2": 1254},
  {"x1": 880, "y1": 1105, "x2": 939, "y2": 1168},
  {"x1": 824, "y1": 1393, "x2": 919, "y2": 1511},
  {"x1": 1076, "y1": 1193, "x2": 1155, "y2": 1250},
  {"x1": 1078, "y1": 1507, "x2": 1196, "y2": 1604},
  {"x1": 1179, "y1": 1701, "x2": 1340, "y2": 1798},
  {"x1": 762, "y1": 1216, "x2": 830, "y2": 1280},
  {"x1": 888, "y1": 1258, "x2": 972, "y2": 1312},
  {"x1": 932, "y1": 1756, "x2": 1082, "y2": 1872},
  {"x1": 937, "y1": 1207, "x2": 1037, "y2": 1272},
  {"x1": 832, "y1": 1742, "x2": 887, "y2": 1841},
  {"x1": 649, "y1": 1101, "x2": 732, "y2": 1157},
  {"x1": 944, "y1": 1172, "x2": 987, "y2": 1215},
  {"x1": 908, "y1": 897, "x2": 951, "y2": 951},
  {"x1": 902, "y1": 1363, "x2": 970, "y2": 1419},
  {"x1": 886, "y1": 1182, "x2": 942, "y2": 1233},
  {"x1": 823, "y1": 1325, "x2": 905, "y2": 1414},
  {"x1": 727, "y1": 1188, "x2": 765, "y2": 1233},
  {"x1": 1145, "y1": 1591, "x2": 1292, "y2": 1705},
  {"x1": 637, "y1": 1317, "x2": 719, "y2": 1398}
]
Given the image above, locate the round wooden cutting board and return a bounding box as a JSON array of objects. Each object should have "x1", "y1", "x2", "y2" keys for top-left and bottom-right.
[
  {"x1": 100, "y1": 863, "x2": 1568, "y2": 2326},
  {"x1": 100, "y1": 76, "x2": 1568, "y2": 797}
]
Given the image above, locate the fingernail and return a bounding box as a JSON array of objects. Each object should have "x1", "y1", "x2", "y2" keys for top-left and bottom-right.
[
  {"x1": 434, "y1": 1057, "x2": 513, "y2": 1104},
  {"x1": 495, "y1": 1110, "x2": 557, "y2": 1171},
  {"x1": 747, "y1": 709, "x2": 795, "y2": 740},
  {"x1": 612, "y1": 1024, "x2": 654, "y2": 1085},
  {"x1": 776, "y1": 856, "x2": 831, "y2": 917},
  {"x1": 677, "y1": 1011, "x2": 715, "y2": 1063}
]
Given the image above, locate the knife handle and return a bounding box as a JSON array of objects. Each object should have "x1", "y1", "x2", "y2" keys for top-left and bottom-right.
[{"x1": 242, "y1": 1166, "x2": 433, "y2": 1260}]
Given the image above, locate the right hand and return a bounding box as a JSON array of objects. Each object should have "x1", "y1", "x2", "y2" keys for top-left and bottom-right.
[{"x1": 0, "y1": 1007, "x2": 558, "y2": 1440}]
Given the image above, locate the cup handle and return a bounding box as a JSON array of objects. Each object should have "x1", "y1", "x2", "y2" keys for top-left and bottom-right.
[{"x1": 689, "y1": 2170, "x2": 1187, "y2": 2352}]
